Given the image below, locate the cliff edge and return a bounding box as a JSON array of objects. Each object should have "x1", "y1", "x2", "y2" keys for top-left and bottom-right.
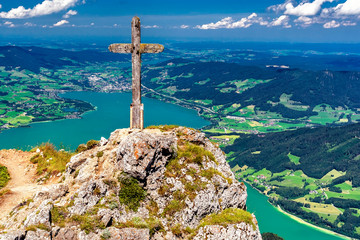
[{"x1": 0, "y1": 126, "x2": 261, "y2": 240}]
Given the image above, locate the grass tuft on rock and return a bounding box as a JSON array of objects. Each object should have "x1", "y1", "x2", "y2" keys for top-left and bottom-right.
[
  {"x1": 96, "y1": 151, "x2": 104, "y2": 158},
  {"x1": 70, "y1": 213, "x2": 105, "y2": 234},
  {"x1": 116, "y1": 217, "x2": 165, "y2": 237},
  {"x1": 75, "y1": 144, "x2": 87, "y2": 153},
  {"x1": 146, "y1": 125, "x2": 179, "y2": 132},
  {"x1": 0, "y1": 165, "x2": 10, "y2": 189},
  {"x1": 75, "y1": 140, "x2": 100, "y2": 153},
  {"x1": 201, "y1": 167, "x2": 233, "y2": 184},
  {"x1": 118, "y1": 174, "x2": 146, "y2": 212},
  {"x1": 165, "y1": 141, "x2": 217, "y2": 179},
  {"x1": 199, "y1": 208, "x2": 255, "y2": 230},
  {"x1": 86, "y1": 140, "x2": 99, "y2": 149},
  {"x1": 50, "y1": 206, "x2": 69, "y2": 227},
  {"x1": 30, "y1": 143, "x2": 72, "y2": 176},
  {"x1": 25, "y1": 224, "x2": 51, "y2": 232},
  {"x1": 177, "y1": 141, "x2": 218, "y2": 166}
]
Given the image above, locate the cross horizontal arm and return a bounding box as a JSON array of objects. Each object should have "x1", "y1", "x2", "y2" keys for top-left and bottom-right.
[
  {"x1": 108, "y1": 44, "x2": 132, "y2": 53},
  {"x1": 109, "y1": 43, "x2": 164, "y2": 54},
  {"x1": 140, "y1": 44, "x2": 164, "y2": 53}
]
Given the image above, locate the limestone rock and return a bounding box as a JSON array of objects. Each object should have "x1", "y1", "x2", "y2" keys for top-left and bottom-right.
[
  {"x1": 194, "y1": 219, "x2": 262, "y2": 240},
  {"x1": 0, "y1": 231, "x2": 26, "y2": 240},
  {"x1": 107, "y1": 227, "x2": 150, "y2": 240},
  {"x1": 100, "y1": 137, "x2": 108, "y2": 146},
  {"x1": 69, "y1": 180, "x2": 108, "y2": 215},
  {"x1": 0, "y1": 127, "x2": 261, "y2": 240},
  {"x1": 53, "y1": 227, "x2": 79, "y2": 240},
  {"x1": 25, "y1": 230, "x2": 51, "y2": 240},
  {"x1": 24, "y1": 199, "x2": 53, "y2": 228},
  {"x1": 34, "y1": 184, "x2": 69, "y2": 202},
  {"x1": 116, "y1": 131, "x2": 177, "y2": 189}
]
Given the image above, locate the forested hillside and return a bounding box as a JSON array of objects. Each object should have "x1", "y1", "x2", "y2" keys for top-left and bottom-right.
[
  {"x1": 143, "y1": 59, "x2": 360, "y2": 120},
  {"x1": 225, "y1": 123, "x2": 360, "y2": 185},
  {"x1": 222, "y1": 123, "x2": 360, "y2": 238}
]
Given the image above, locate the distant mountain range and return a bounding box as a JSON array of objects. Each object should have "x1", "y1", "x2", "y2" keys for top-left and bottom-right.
[
  {"x1": 143, "y1": 59, "x2": 360, "y2": 120},
  {"x1": 0, "y1": 46, "x2": 128, "y2": 73},
  {"x1": 1, "y1": 46, "x2": 360, "y2": 125}
]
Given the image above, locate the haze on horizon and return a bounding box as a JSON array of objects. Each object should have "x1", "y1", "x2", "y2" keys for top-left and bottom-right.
[{"x1": 0, "y1": 0, "x2": 360, "y2": 43}]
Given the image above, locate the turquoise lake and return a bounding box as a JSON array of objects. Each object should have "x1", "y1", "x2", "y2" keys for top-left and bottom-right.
[
  {"x1": 0, "y1": 91, "x2": 346, "y2": 240},
  {"x1": 0, "y1": 92, "x2": 209, "y2": 151}
]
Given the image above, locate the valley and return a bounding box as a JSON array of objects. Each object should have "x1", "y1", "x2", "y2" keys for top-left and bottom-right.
[{"x1": 1, "y1": 43, "x2": 360, "y2": 238}]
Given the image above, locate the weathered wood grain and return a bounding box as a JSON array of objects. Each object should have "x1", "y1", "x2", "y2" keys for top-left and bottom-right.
[
  {"x1": 131, "y1": 16, "x2": 142, "y2": 129},
  {"x1": 140, "y1": 44, "x2": 164, "y2": 53},
  {"x1": 108, "y1": 44, "x2": 132, "y2": 53},
  {"x1": 109, "y1": 44, "x2": 164, "y2": 54},
  {"x1": 108, "y1": 16, "x2": 164, "y2": 129}
]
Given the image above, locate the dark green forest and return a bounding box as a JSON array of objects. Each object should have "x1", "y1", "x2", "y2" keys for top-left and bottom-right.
[{"x1": 224, "y1": 123, "x2": 360, "y2": 185}]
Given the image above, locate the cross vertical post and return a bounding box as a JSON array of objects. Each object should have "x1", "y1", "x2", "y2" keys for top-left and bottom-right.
[
  {"x1": 131, "y1": 17, "x2": 143, "y2": 129},
  {"x1": 108, "y1": 16, "x2": 164, "y2": 129}
]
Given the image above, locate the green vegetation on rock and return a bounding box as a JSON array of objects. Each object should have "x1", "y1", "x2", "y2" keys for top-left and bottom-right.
[
  {"x1": 199, "y1": 208, "x2": 255, "y2": 230},
  {"x1": 25, "y1": 224, "x2": 51, "y2": 232},
  {"x1": 70, "y1": 213, "x2": 106, "y2": 234},
  {"x1": 0, "y1": 165, "x2": 10, "y2": 189},
  {"x1": 118, "y1": 174, "x2": 146, "y2": 212},
  {"x1": 30, "y1": 143, "x2": 72, "y2": 176}
]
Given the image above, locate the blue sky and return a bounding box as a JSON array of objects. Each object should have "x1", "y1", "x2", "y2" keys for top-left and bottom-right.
[{"x1": 0, "y1": 0, "x2": 360, "y2": 43}]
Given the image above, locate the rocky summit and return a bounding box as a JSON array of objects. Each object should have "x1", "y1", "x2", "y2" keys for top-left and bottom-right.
[{"x1": 0, "y1": 126, "x2": 261, "y2": 240}]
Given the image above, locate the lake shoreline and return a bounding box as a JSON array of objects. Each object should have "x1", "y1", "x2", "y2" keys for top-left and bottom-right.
[
  {"x1": 0, "y1": 90, "x2": 98, "y2": 135},
  {"x1": 243, "y1": 180, "x2": 351, "y2": 240},
  {"x1": 275, "y1": 205, "x2": 351, "y2": 240}
]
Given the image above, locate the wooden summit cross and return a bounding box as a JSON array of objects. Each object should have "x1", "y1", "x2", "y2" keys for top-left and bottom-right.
[{"x1": 109, "y1": 16, "x2": 164, "y2": 129}]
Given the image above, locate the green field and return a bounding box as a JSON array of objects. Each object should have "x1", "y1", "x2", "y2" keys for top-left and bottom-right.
[
  {"x1": 288, "y1": 153, "x2": 300, "y2": 165},
  {"x1": 0, "y1": 61, "x2": 131, "y2": 130}
]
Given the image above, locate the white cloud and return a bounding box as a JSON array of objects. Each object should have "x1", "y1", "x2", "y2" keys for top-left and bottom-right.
[
  {"x1": 331, "y1": 0, "x2": 360, "y2": 15},
  {"x1": 90, "y1": 22, "x2": 95, "y2": 26},
  {"x1": 196, "y1": 13, "x2": 267, "y2": 29},
  {"x1": 323, "y1": 20, "x2": 340, "y2": 28},
  {"x1": 196, "y1": 17, "x2": 233, "y2": 29},
  {"x1": 0, "y1": 4, "x2": 2, "y2": 9},
  {"x1": 4, "y1": 21, "x2": 15, "y2": 27},
  {"x1": 63, "y1": 9, "x2": 77, "y2": 18},
  {"x1": 180, "y1": 24, "x2": 189, "y2": 29},
  {"x1": 53, "y1": 19, "x2": 69, "y2": 27},
  {"x1": 268, "y1": 0, "x2": 292, "y2": 13},
  {"x1": 0, "y1": 0, "x2": 81, "y2": 19},
  {"x1": 270, "y1": 15, "x2": 292, "y2": 28},
  {"x1": 284, "y1": 0, "x2": 334, "y2": 16},
  {"x1": 143, "y1": 25, "x2": 159, "y2": 29},
  {"x1": 24, "y1": 22, "x2": 36, "y2": 27},
  {"x1": 268, "y1": 0, "x2": 360, "y2": 28},
  {"x1": 342, "y1": 21, "x2": 356, "y2": 26},
  {"x1": 294, "y1": 16, "x2": 321, "y2": 27}
]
